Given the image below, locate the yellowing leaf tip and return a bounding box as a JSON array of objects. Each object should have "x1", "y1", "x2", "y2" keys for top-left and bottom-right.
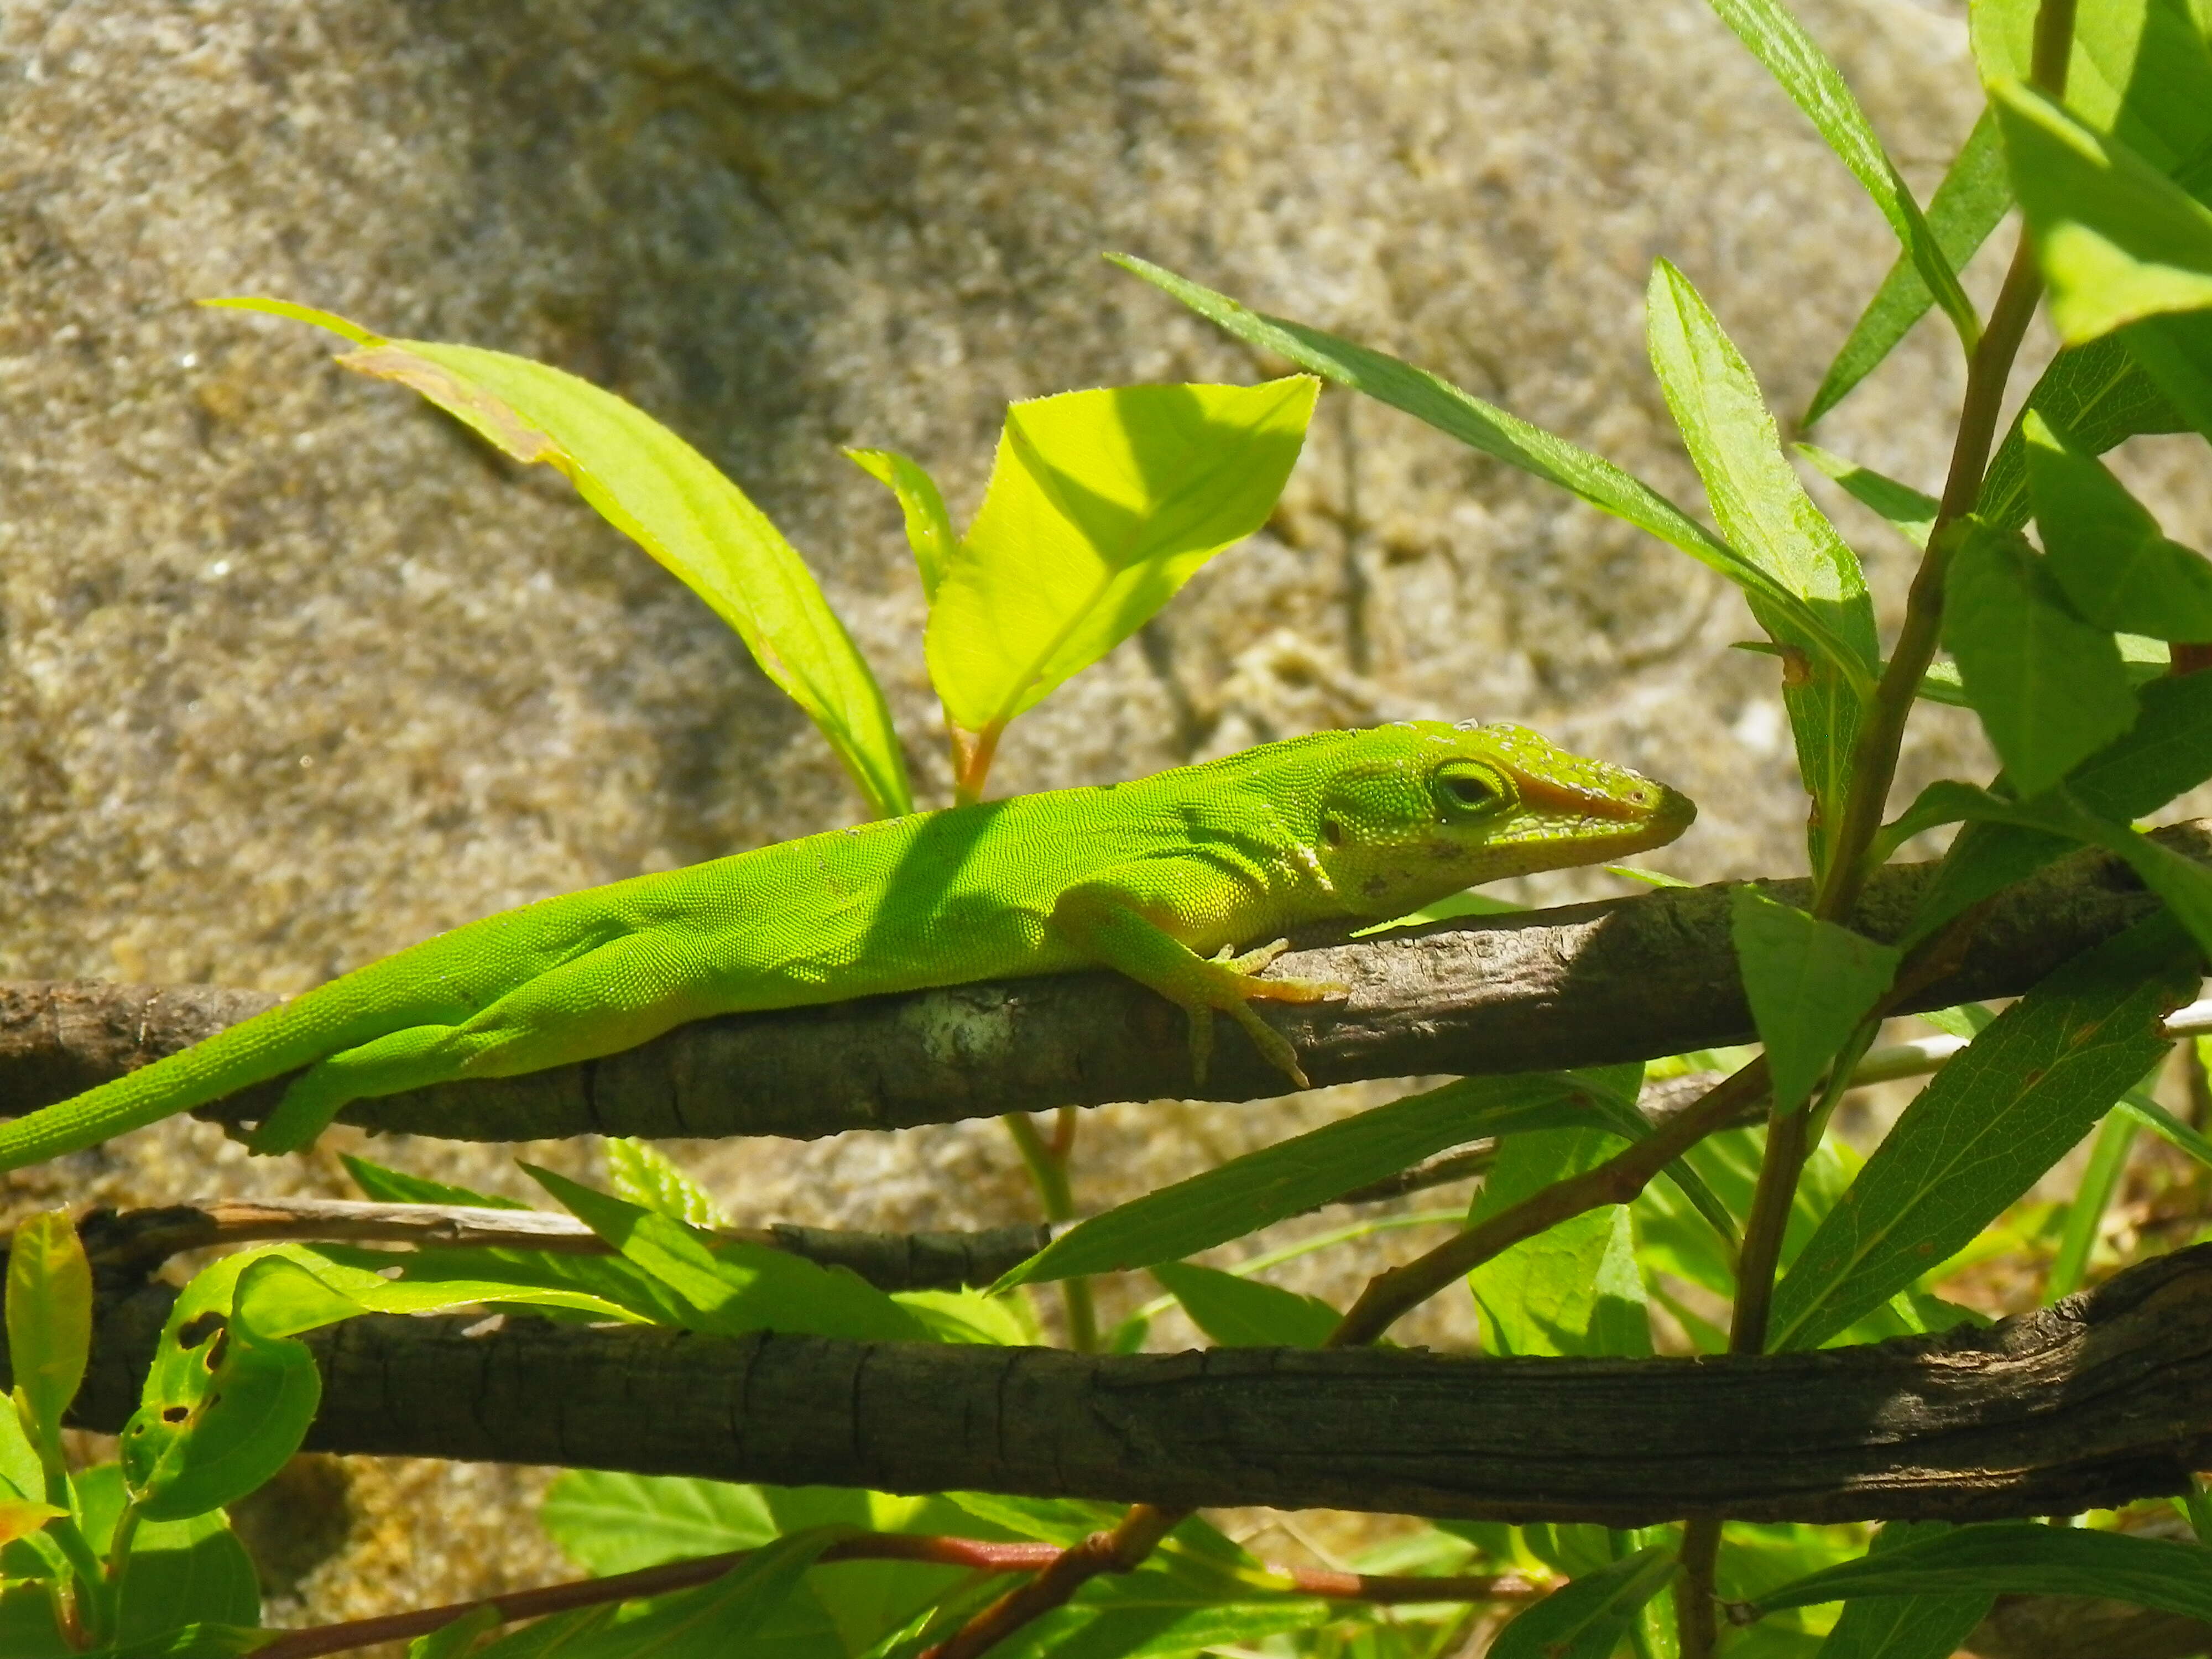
[{"x1": 199, "y1": 295, "x2": 384, "y2": 348}]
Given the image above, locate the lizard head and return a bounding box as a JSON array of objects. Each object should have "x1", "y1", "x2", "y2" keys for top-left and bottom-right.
[{"x1": 1308, "y1": 719, "x2": 1695, "y2": 919}]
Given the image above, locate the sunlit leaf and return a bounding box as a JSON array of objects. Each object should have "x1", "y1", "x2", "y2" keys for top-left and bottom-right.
[
  {"x1": 1941, "y1": 519, "x2": 2137, "y2": 797},
  {"x1": 1768, "y1": 915, "x2": 2195, "y2": 1350},
  {"x1": 205, "y1": 297, "x2": 911, "y2": 818},
  {"x1": 1112, "y1": 254, "x2": 1874, "y2": 687},
  {"x1": 1707, "y1": 0, "x2": 1978, "y2": 349},
  {"x1": 1487, "y1": 1548, "x2": 1676, "y2": 1659},
  {"x1": 5, "y1": 1212, "x2": 91, "y2": 1463},
  {"x1": 1806, "y1": 1524, "x2": 1990, "y2": 1659},
  {"x1": 603, "y1": 1139, "x2": 725, "y2": 1227},
  {"x1": 1731, "y1": 888, "x2": 1901, "y2": 1113},
  {"x1": 1150, "y1": 1262, "x2": 1339, "y2": 1348},
  {"x1": 540, "y1": 1470, "x2": 777, "y2": 1577},
  {"x1": 926, "y1": 378, "x2": 1317, "y2": 743},
  {"x1": 847, "y1": 448, "x2": 957, "y2": 604},
  {"x1": 995, "y1": 1072, "x2": 1601, "y2": 1287},
  {"x1": 1808, "y1": 111, "x2": 2011, "y2": 424},
  {"x1": 1796, "y1": 445, "x2": 1938, "y2": 549},
  {"x1": 2025, "y1": 409, "x2": 2212, "y2": 637},
  {"x1": 1468, "y1": 1130, "x2": 1652, "y2": 1358}
]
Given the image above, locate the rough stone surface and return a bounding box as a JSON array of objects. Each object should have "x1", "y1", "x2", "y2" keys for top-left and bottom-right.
[{"x1": 6, "y1": 0, "x2": 2209, "y2": 1629}]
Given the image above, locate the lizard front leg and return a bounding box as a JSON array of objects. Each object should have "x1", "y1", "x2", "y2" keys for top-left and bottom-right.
[{"x1": 1051, "y1": 873, "x2": 1347, "y2": 1089}]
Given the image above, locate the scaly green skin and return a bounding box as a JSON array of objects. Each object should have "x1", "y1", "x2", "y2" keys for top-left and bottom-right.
[{"x1": 0, "y1": 721, "x2": 1692, "y2": 1168}]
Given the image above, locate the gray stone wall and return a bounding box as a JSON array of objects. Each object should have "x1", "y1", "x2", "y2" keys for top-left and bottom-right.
[{"x1": 6, "y1": 0, "x2": 2179, "y2": 1623}]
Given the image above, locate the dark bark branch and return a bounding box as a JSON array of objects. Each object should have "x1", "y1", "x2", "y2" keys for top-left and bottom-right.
[
  {"x1": 54, "y1": 1243, "x2": 2212, "y2": 1528},
  {"x1": 3, "y1": 828, "x2": 2201, "y2": 1144}
]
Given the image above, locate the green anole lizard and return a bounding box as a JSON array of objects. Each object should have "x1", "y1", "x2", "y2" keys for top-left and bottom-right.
[{"x1": 0, "y1": 720, "x2": 1691, "y2": 1169}]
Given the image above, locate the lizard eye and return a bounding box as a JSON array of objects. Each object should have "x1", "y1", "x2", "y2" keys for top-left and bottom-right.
[{"x1": 1433, "y1": 763, "x2": 1514, "y2": 822}]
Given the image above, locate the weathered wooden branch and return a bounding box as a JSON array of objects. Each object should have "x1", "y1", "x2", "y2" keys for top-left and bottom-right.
[
  {"x1": 52, "y1": 1243, "x2": 2212, "y2": 1528},
  {"x1": 3, "y1": 827, "x2": 2203, "y2": 1145}
]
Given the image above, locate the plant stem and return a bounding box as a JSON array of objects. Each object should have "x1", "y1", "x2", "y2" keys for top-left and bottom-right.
[
  {"x1": 921, "y1": 1505, "x2": 1185, "y2": 1659},
  {"x1": 1676, "y1": 1517, "x2": 1720, "y2": 1658},
  {"x1": 1001, "y1": 1110, "x2": 1097, "y2": 1351},
  {"x1": 1326, "y1": 1060, "x2": 1771, "y2": 1348}
]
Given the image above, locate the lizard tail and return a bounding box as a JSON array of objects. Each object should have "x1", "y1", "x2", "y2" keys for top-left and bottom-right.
[{"x1": 0, "y1": 985, "x2": 376, "y2": 1172}]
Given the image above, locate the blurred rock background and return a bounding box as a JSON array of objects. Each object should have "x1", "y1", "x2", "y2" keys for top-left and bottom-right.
[{"x1": 5, "y1": 0, "x2": 2204, "y2": 1631}]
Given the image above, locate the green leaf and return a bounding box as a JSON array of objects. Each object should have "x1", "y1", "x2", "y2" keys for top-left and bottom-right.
[
  {"x1": 1468, "y1": 1130, "x2": 1653, "y2": 1358},
  {"x1": 469, "y1": 1609, "x2": 617, "y2": 1659},
  {"x1": 546, "y1": 1530, "x2": 836, "y2": 1659},
  {"x1": 409, "y1": 1605, "x2": 503, "y2": 1659},
  {"x1": 340, "y1": 1154, "x2": 529, "y2": 1209},
  {"x1": 1808, "y1": 110, "x2": 2011, "y2": 424},
  {"x1": 1705, "y1": 0, "x2": 1979, "y2": 350},
  {"x1": 985, "y1": 1574, "x2": 1334, "y2": 1659},
  {"x1": 1149, "y1": 1263, "x2": 1339, "y2": 1348},
  {"x1": 2068, "y1": 669, "x2": 2212, "y2": 816},
  {"x1": 1994, "y1": 81, "x2": 2212, "y2": 343},
  {"x1": 540, "y1": 1471, "x2": 778, "y2": 1576},
  {"x1": 1806, "y1": 1525, "x2": 1991, "y2": 1659},
  {"x1": 1980, "y1": 335, "x2": 2188, "y2": 531},
  {"x1": 1972, "y1": 0, "x2": 2212, "y2": 178},
  {"x1": 524, "y1": 1166, "x2": 930, "y2": 1342},
  {"x1": 602, "y1": 1139, "x2": 724, "y2": 1227},
  {"x1": 1796, "y1": 446, "x2": 1938, "y2": 549},
  {"x1": 1645, "y1": 260, "x2": 1876, "y2": 874},
  {"x1": 6, "y1": 1212, "x2": 92, "y2": 1464},
  {"x1": 1941, "y1": 519, "x2": 2138, "y2": 797},
  {"x1": 1755, "y1": 1522, "x2": 2212, "y2": 1621},
  {"x1": 74, "y1": 1464, "x2": 260, "y2": 1642},
  {"x1": 995, "y1": 1072, "x2": 1601, "y2": 1287},
  {"x1": 2126, "y1": 308, "x2": 2212, "y2": 440},
  {"x1": 205, "y1": 298, "x2": 911, "y2": 819},
  {"x1": 926, "y1": 378, "x2": 1318, "y2": 739},
  {"x1": 2117, "y1": 1087, "x2": 2212, "y2": 1168},
  {"x1": 1730, "y1": 889, "x2": 1902, "y2": 1114},
  {"x1": 2026, "y1": 409, "x2": 2212, "y2": 637},
  {"x1": 1488, "y1": 1548, "x2": 1677, "y2": 1659},
  {"x1": 84, "y1": 1625, "x2": 273, "y2": 1659},
  {"x1": 1768, "y1": 914, "x2": 2196, "y2": 1350},
  {"x1": 846, "y1": 448, "x2": 957, "y2": 604},
  {"x1": 1111, "y1": 255, "x2": 1874, "y2": 688}
]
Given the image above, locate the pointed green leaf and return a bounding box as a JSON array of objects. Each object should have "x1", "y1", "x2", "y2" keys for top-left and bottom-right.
[
  {"x1": 1756, "y1": 1522, "x2": 2212, "y2": 1621},
  {"x1": 1469, "y1": 1130, "x2": 1653, "y2": 1359},
  {"x1": 1707, "y1": 0, "x2": 1978, "y2": 348},
  {"x1": 1994, "y1": 81, "x2": 2212, "y2": 343},
  {"x1": 1149, "y1": 1262, "x2": 1339, "y2": 1348},
  {"x1": 1980, "y1": 335, "x2": 2188, "y2": 530},
  {"x1": 1731, "y1": 889, "x2": 1901, "y2": 1113},
  {"x1": 2026, "y1": 409, "x2": 2212, "y2": 637},
  {"x1": 995, "y1": 1072, "x2": 1601, "y2": 1287},
  {"x1": 205, "y1": 297, "x2": 911, "y2": 818},
  {"x1": 2067, "y1": 660, "x2": 2212, "y2": 816},
  {"x1": 1768, "y1": 915, "x2": 2195, "y2": 1350},
  {"x1": 1488, "y1": 1548, "x2": 1677, "y2": 1659},
  {"x1": 1796, "y1": 446, "x2": 1937, "y2": 549},
  {"x1": 1973, "y1": 0, "x2": 2212, "y2": 178},
  {"x1": 1806, "y1": 1524, "x2": 1992, "y2": 1659},
  {"x1": 1646, "y1": 260, "x2": 1876, "y2": 872},
  {"x1": 2126, "y1": 309, "x2": 2212, "y2": 441},
  {"x1": 846, "y1": 448, "x2": 957, "y2": 604},
  {"x1": 74, "y1": 1464, "x2": 261, "y2": 1641},
  {"x1": 603, "y1": 1139, "x2": 725, "y2": 1227},
  {"x1": 1808, "y1": 110, "x2": 2011, "y2": 424},
  {"x1": 524, "y1": 1166, "x2": 928, "y2": 1342},
  {"x1": 927, "y1": 378, "x2": 1317, "y2": 737},
  {"x1": 2046, "y1": 1108, "x2": 2137, "y2": 1300},
  {"x1": 547, "y1": 1530, "x2": 835, "y2": 1659},
  {"x1": 408, "y1": 1605, "x2": 503, "y2": 1659},
  {"x1": 1112, "y1": 254, "x2": 1874, "y2": 689},
  {"x1": 5, "y1": 1212, "x2": 91, "y2": 1464},
  {"x1": 1942, "y1": 520, "x2": 2137, "y2": 797},
  {"x1": 540, "y1": 1471, "x2": 778, "y2": 1576}
]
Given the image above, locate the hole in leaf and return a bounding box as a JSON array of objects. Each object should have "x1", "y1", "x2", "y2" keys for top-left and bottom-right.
[
  {"x1": 162, "y1": 1406, "x2": 189, "y2": 1423},
  {"x1": 178, "y1": 1312, "x2": 227, "y2": 1349}
]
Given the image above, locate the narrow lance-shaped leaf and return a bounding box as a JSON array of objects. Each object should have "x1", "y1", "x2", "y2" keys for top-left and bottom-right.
[
  {"x1": 1808, "y1": 1524, "x2": 1993, "y2": 1659},
  {"x1": 204, "y1": 297, "x2": 912, "y2": 818},
  {"x1": 926, "y1": 378, "x2": 1318, "y2": 754},
  {"x1": 1796, "y1": 445, "x2": 1938, "y2": 550},
  {"x1": 996, "y1": 1072, "x2": 1603, "y2": 1288},
  {"x1": 1110, "y1": 254, "x2": 1875, "y2": 690},
  {"x1": 1768, "y1": 913, "x2": 2196, "y2": 1351},
  {"x1": 524, "y1": 1165, "x2": 930, "y2": 1343},
  {"x1": 2026, "y1": 408, "x2": 2212, "y2": 637},
  {"x1": 1980, "y1": 334, "x2": 2187, "y2": 530},
  {"x1": 1707, "y1": 0, "x2": 1979, "y2": 351},
  {"x1": 1755, "y1": 1522, "x2": 2212, "y2": 1623},
  {"x1": 1731, "y1": 888, "x2": 1901, "y2": 1114},
  {"x1": 1941, "y1": 519, "x2": 2137, "y2": 799},
  {"x1": 1646, "y1": 260, "x2": 1877, "y2": 873},
  {"x1": 1487, "y1": 1548, "x2": 1677, "y2": 1659},
  {"x1": 1992, "y1": 81, "x2": 2212, "y2": 344},
  {"x1": 846, "y1": 447, "x2": 957, "y2": 604},
  {"x1": 1149, "y1": 1263, "x2": 1340, "y2": 1349},
  {"x1": 4, "y1": 1211, "x2": 92, "y2": 1466},
  {"x1": 1808, "y1": 109, "x2": 2011, "y2": 425}
]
